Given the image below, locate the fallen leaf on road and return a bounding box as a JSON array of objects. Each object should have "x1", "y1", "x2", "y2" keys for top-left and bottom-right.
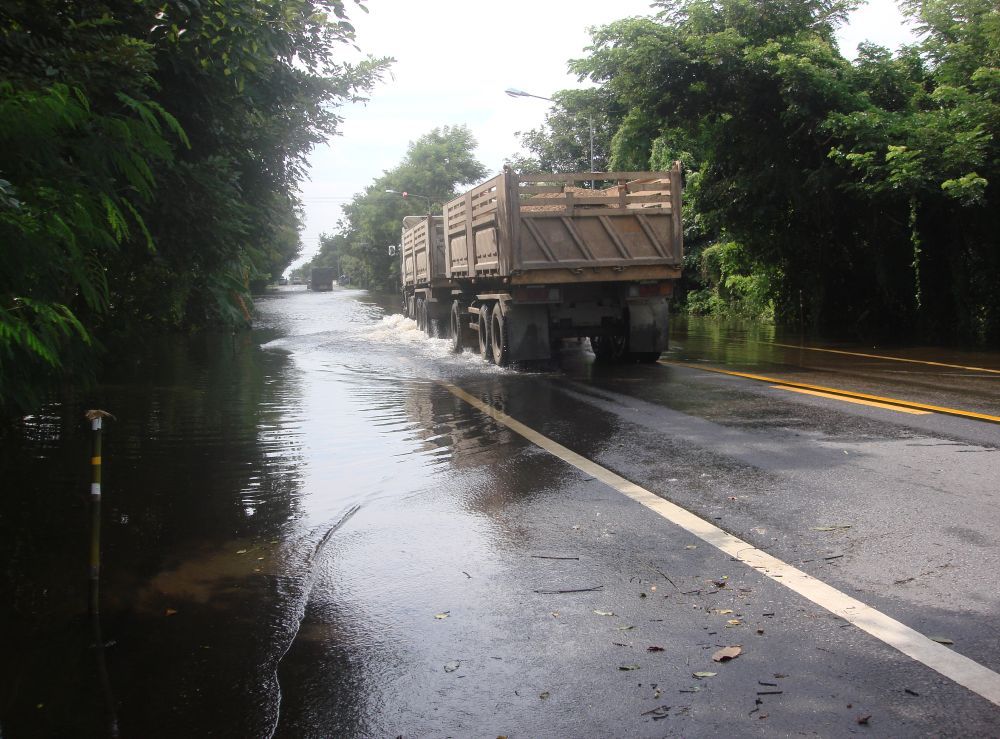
[
  {"x1": 594, "y1": 610, "x2": 615, "y2": 617},
  {"x1": 693, "y1": 671, "x2": 717, "y2": 679},
  {"x1": 434, "y1": 612, "x2": 450, "y2": 619},
  {"x1": 679, "y1": 686, "x2": 703, "y2": 692},
  {"x1": 857, "y1": 714, "x2": 872, "y2": 725},
  {"x1": 930, "y1": 636, "x2": 954, "y2": 645},
  {"x1": 727, "y1": 619, "x2": 742, "y2": 627},
  {"x1": 712, "y1": 646, "x2": 742, "y2": 662},
  {"x1": 647, "y1": 646, "x2": 665, "y2": 652},
  {"x1": 619, "y1": 664, "x2": 641, "y2": 671},
  {"x1": 539, "y1": 691, "x2": 550, "y2": 700},
  {"x1": 165, "y1": 608, "x2": 178, "y2": 616},
  {"x1": 715, "y1": 609, "x2": 734, "y2": 615},
  {"x1": 811, "y1": 524, "x2": 852, "y2": 531},
  {"x1": 444, "y1": 660, "x2": 460, "y2": 672},
  {"x1": 616, "y1": 625, "x2": 635, "y2": 631},
  {"x1": 641, "y1": 705, "x2": 670, "y2": 719},
  {"x1": 685, "y1": 545, "x2": 697, "y2": 550},
  {"x1": 236, "y1": 549, "x2": 248, "y2": 555},
  {"x1": 551, "y1": 611, "x2": 560, "y2": 618}
]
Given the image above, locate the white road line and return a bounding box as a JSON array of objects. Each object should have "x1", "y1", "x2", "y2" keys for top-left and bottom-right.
[{"x1": 442, "y1": 381, "x2": 1000, "y2": 709}]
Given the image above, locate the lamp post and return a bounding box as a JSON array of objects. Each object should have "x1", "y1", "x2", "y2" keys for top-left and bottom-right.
[
  {"x1": 505, "y1": 87, "x2": 595, "y2": 178},
  {"x1": 385, "y1": 189, "x2": 439, "y2": 214}
]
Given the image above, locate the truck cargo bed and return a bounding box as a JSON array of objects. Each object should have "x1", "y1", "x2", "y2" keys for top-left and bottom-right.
[{"x1": 443, "y1": 164, "x2": 683, "y2": 283}]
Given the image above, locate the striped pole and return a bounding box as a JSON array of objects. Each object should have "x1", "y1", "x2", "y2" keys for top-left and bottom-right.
[
  {"x1": 84, "y1": 409, "x2": 119, "y2": 736},
  {"x1": 85, "y1": 410, "x2": 110, "y2": 616}
]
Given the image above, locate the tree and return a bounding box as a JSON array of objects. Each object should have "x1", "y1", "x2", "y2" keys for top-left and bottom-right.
[
  {"x1": 0, "y1": 0, "x2": 389, "y2": 413},
  {"x1": 513, "y1": 89, "x2": 616, "y2": 174},
  {"x1": 304, "y1": 126, "x2": 487, "y2": 291}
]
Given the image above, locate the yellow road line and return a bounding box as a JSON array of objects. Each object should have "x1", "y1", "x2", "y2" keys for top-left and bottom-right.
[
  {"x1": 771, "y1": 386, "x2": 931, "y2": 415},
  {"x1": 441, "y1": 381, "x2": 1000, "y2": 709},
  {"x1": 661, "y1": 361, "x2": 1000, "y2": 425},
  {"x1": 769, "y1": 342, "x2": 1000, "y2": 375}
]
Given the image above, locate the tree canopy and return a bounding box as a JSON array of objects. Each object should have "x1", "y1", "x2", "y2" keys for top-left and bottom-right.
[
  {"x1": 522, "y1": 0, "x2": 998, "y2": 344},
  {"x1": 1, "y1": 0, "x2": 389, "y2": 412},
  {"x1": 303, "y1": 125, "x2": 486, "y2": 290}
]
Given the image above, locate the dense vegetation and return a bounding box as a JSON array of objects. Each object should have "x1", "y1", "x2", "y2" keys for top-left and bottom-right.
[
  {"x1": 299, "y1": 125, "x2": 486, "y2": 290},
  {"x1": 1, "y1": 0, "x2": 388, "y2": 412},
  {"x1": 517, "y1": 0, "x2": 999, "y2": 345}
]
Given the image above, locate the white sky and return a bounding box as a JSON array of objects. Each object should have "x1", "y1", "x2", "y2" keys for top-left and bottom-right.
[{"x1": 292, "y1": 0, "x2": 917, "y2": 272}]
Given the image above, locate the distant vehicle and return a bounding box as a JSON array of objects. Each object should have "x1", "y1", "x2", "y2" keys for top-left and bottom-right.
[
  {"x1": 399, "y1": 164, "x2": 684, "y2": 366},
  {"x1": 309, "y1": 267, "x2": 335, "y2": 291},
  {"x1": 277, "y1": 276, "x2": 288, "y2": 285},
  {"x1": 338, "y1": 274, "x2": 349, "y2": 285}
]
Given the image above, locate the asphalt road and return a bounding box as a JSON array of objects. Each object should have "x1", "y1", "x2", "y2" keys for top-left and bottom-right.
[
  {"x1": 269, "y1": 310, "x2": 1000, "y2": 737},
  {"x1": 8, "y1": 290, "x2": 995, "y2": 738}
]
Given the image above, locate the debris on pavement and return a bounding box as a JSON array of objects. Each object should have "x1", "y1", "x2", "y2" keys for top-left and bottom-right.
[{"x1": 712, "y1": 646, "x2": 742, "y2": 662}]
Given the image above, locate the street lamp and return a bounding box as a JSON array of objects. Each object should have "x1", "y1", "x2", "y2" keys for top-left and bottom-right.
[
  {"x1": 505, "y1": 87, "x2": 595, "y2": 178},
  {"x1": 385, "y1": 189, "x2": 440, "y2": 214}
]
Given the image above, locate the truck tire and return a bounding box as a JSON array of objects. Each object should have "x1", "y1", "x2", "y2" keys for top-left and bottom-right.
[
  {"x1": 590, "y1": 334, "x2": 628, "y2": 363},
  {"x1": 451, "y1": 301, "x2": 474, "y2": 353},
  {"x1": 491, "y1": 306, "x2": 510, "y2": 366},
  {"x1": 450, "y1": 301, "x2": 463, "y2": 352},
  {"x1": 478, "y1": 304, "x2": 493, "y2": 362},
  {"x1": 420, "y1": 300, "x2": 431, "y2": 335},
  {"x1": 415, "y1": 298, "x2": 425, "y2": 332}
]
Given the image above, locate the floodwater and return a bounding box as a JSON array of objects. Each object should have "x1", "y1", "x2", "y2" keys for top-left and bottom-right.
[
  {"x1": 0, "y1": 286, "x2": 522, "y2": 737},
  {"x1": 2, "y1": 287, "x2": 999, "y2": 737}
]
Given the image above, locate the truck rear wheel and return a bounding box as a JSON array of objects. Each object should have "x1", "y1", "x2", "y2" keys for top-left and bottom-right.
[
  {"x1": 450, "y1": 301, "x2": 464, "y2": 353},
  {"x1": 478, "y1": 304, "x2": 493, "y2": 362},
  {"x1": 420, "y1": 300, "x2": 431, "y2": 335},
  {"x1": 590, "y1": 334, "x2": 628, "y2": 363},
  {"x1": 491, "y1": 306, "x2": 510, "y2": 366}
]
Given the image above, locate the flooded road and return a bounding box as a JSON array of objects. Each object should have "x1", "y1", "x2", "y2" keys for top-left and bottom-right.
[{"x1": 2, "y1": 287, "x2": 999, "y2": 737}]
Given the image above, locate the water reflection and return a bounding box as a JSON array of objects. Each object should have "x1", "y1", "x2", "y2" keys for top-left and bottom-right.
[{"x1": 5, "y1": 287, "x2": 995, "y2": 737}]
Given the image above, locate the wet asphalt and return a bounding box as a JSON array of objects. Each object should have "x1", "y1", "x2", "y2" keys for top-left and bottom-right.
[
  {"x1": 2, "y1": 286, "x2": 999, "y2": 737},
  {"x1": 273, "y1": 354, "x2": 1000, "y2": 737}
]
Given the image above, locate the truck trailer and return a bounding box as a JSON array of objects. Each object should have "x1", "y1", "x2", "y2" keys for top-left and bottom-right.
[
  {"x1": 400, "y1": 163, "x2": 683, "y2": 365},
  {"x1": 309, "y1": 267, "x2": 335, "y2": 291}
]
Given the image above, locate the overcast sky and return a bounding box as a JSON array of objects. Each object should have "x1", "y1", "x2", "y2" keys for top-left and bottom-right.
[{"x1": 292, "y1": 0, "x2": 918, "y2": 272}]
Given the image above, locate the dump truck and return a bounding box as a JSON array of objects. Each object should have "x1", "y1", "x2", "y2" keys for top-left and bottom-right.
[
  {"x1": 400, "y1": 163, "x2": 683, "y2": 365},
  {"x1": 308, "y1": 267, "x2": 335, "y2": 291},
  {"x1": 399, "y1": 214, "x2": 449, "y2": 334}
]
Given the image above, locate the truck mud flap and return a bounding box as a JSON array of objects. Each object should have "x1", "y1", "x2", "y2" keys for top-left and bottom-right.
[
  {"x1": 506, "y1": 304, "x2": 551, "y2": 362},
  {"x1": 628, "y1": 299, "x2": 670, "y2": 353}
]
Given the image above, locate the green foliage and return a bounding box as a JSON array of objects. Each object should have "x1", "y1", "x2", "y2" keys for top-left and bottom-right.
[
  {"x1": 513, "y1": 89, "x2": 616, "y2": 174},
  {"x1": 686, "y1": 241, "x2": 777, "y2": 320},
  {"x1": 1, "y1": 0, "x2": 389, "y2": 413},
  {"x1": 555, "y1": 0, "x2": 1000, "y2": 344},
  {"x1": 304, "y1": 126, "x2": 487, "y2": 291}
]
